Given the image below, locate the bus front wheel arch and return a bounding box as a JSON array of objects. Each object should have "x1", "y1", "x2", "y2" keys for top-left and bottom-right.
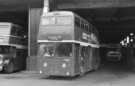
[{"x1": 4, "y1": 62, "x2": 14, "y2": 73}]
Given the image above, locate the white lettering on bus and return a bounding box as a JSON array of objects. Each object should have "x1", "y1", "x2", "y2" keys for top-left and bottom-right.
[{"x1": 82, "y1": 32, "x2": 90, "y2": 41}]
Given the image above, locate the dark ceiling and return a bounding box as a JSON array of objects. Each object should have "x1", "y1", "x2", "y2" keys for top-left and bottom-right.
[
  {"x1": 0, "y1": 0, "x2": 43, "y2": 11},
  {"x1": 0, "y1": 0, "x2": 135, "y2": 44},
  {"x1": 67, "y1": 7, "x2": 135, "y2": 43},
  {"x1": 55, "y1": 0, "x2": 135, "y2": 43},
  {"x1": 0, "y1": 0, "x2": 43, "y2": 28},
  {"x1": 70, "y1": 7, "x2": 135, "y2": 43}
]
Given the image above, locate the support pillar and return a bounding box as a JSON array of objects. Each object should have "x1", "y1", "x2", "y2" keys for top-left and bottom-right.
[{"x1": 27, "y1": 0, "x2": 57, "y2": 71}]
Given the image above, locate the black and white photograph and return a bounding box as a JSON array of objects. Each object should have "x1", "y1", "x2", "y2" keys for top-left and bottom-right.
[{"x1": 0, "y1": 0, "x2": 135, "y2": 86}]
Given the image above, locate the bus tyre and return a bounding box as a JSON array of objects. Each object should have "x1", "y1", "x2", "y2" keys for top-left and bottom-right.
[
  {"x1": 80, "y1": 66, "x2": 85, "y2": 76},
  {"x1": 93, "y1": 62, "x2": 99, "y2": 70},
  {"x1": 5, "y1": 62, "x2": 14, "y2": 73},
  {"x1": 93, "y1": 58, "x2": 100, "y2": 70}
]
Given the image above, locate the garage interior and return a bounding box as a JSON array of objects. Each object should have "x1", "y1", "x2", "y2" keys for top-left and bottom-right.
[
  {"x1": 52, "y1": 0, "x2": 135, "y2": 72},
  {"x1": 0, "y1": 0, "x2": 135, "y2": 72},
  {"x1": 70, "y1": 7, "x2": 135, "y2": 69}
]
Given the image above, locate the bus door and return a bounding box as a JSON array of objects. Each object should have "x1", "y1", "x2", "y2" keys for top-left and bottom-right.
[
  {"x1": 84, "y1": 47, "x2": 90, "y2": 72},
  {"x1": 73, "y1": 43, "x2": 80, "y2": 75},
  {"x1": 79, "y1": 46, "x2": 88, "y2": 74},
  {"x1": 87, "y1": 47, "x2": 93, "y2": 70},
  {"x1": 85, "y1": 47, "x2": 91, "y2": 71},
  {"x1": 91, "y1": 48, "x2": 100, "y2": 70}
]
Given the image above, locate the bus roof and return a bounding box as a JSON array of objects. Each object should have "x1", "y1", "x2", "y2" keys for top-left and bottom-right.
[
  {"x1": 43, "y1": 11, "x2": 74, "y2": 16},
  {"x1": 0, "y1": 22, "x2": 12, "y2": 26},
  {"x1": 0, "y1": 22, "x2": 22, "y2": 29},
  {"x1": 43, "y1": 11, "x2": 89, "y2": 24}
]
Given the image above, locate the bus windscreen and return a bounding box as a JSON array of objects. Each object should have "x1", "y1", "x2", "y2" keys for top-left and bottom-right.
[
  {"x1": 41, "y1": 16, "x2": 72, "y2": 25},
  {"x1": 39, "y1": 43, "x2": 72, "y2": 57},
  {"x1": 0, "y1": 25, "x2": 10, "y2": 35},
  {"x1": 57, "y1": 17, "x2": 72, "y2": 25}
]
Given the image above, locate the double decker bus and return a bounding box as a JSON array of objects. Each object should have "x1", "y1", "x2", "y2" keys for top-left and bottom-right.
[
  {"x1": 0, "y1": 22, "x2": 27, "y2": 73},
  {"x1": 37, "y1": 11, "x2": 100, "y2": 77}
]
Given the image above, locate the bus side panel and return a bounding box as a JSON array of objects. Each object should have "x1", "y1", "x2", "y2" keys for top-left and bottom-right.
[
  {"x1": 0, "y1": 25, "x2": 11, "y2": 44},
  {"x1": 88, "y1": 47, "x2": 94, "y2": 70},
  {"x1": 81, "y1": 46, "x2": 91, "y2": 73},
  {"x1": 86, "y1": 47, "x2": 90, "y2": 71},
  {"x1": 74, "y1": 26, "x2": 90, "y2": 43},
  {"x1": 9, "y1": 37, "x2": 19, "y2": 45},
  {"x1": 74, "y1": 26, "x2": 81, "y2": 41},
  {"x1": 40, "y1": 57, "x2": 75, "y2": 76},
  {"x1": 85, "y1": 47, "x2": 90, "y2": 72},
  {"x1": 91, "y1": 47, "x2": 100, "y2": 70},
  {"x1": 0, "y1": 36, "x2": 10, "y2": 44},
  {"x1": 74, "y1": 44, "x2": 80, "y2": 75}
]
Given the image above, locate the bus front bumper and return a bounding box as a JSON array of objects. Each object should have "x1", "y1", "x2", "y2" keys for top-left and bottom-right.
[{"x1": 39, "y1": 60, "x2": 74, "y2": 76}]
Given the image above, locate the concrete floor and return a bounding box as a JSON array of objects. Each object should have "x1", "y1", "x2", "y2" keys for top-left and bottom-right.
[{"x1": 0, "y1": 63, "x2": 135, "y2": 86}]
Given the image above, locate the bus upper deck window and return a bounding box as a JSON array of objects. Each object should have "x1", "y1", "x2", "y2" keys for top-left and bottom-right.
[
  {"x1": 0, "y1": 25, "x2": 10, "y2": 35},
  {"x1": 41, "y1": 17, "x2": 55, "y2": 25},
  {"x1": 57, "y1": 17, "x2": 72, "y2": 25}
]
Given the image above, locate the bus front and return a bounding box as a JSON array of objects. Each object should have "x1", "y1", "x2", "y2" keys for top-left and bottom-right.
[{"x1": 38, "y1": 12, "x2": 75, "y2": 76}]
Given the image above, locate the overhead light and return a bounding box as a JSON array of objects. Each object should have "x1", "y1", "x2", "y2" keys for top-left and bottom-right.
[
  {"x1": 120, "y1": 41, "x2": 124, "y2": 46},
  {"x1": 126, "y1": 36, "x2": 129, "y2": 43},
  {"x1": 130, "y1": 33, "x2": 134, "y2": 36},
  {"x1": 130, "y1": 39, "x2": 133, "y2": 42}
]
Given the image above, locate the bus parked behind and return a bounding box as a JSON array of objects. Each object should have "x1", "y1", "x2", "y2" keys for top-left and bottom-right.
[{"x1": 0, "y1": 22, "x2": 27, "y2": 73}]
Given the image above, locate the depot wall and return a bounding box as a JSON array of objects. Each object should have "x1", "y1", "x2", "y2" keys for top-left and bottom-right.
[
  {"x1": 26, "y1": 0, "x2": 55, "y2": 71},
  {"x1": 26, "y1": 0, "x2": 135, "y2": 71},
  {"x1": 27, "y1": 8, "x2": 42, "y2": 71}
]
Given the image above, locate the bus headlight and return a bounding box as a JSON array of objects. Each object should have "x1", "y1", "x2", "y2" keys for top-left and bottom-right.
[
  {"x1": 43, "y1": 62, "x2": 48, "y2": 67},
  {"x1": 62, "y1": 63, "x2": 66, "y2": 68},
  {"x1": 39, "y1": 70, "x2": 43, "y2": 74},
  {"x1": 4, "y1": 60, "x2": 10, "y2": 64},
  {"x1": 66, "y1": 72, "x2": 70, "y2": 76},
  {"x1": 0, "y1": 60, "x2": 3, "y2": 64}
]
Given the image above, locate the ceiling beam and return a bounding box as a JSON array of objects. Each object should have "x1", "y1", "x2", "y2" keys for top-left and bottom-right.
[
  {"x1": 0, "y1": 0, "x2": 43, "y2": 11},
  {"x1": 56, "y1": 0, "x2": 135, "y2": 9}
]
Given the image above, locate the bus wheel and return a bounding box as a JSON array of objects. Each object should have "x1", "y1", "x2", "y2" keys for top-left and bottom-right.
[
  {"x1": 5, "y1": 62, "x2": 14, "y2": 73},
  {"x1": 80, "y1": 66, "x2": 85, "y2": 76},
  {"x1": 93, "y1": 58, "x2": 100, "y2": 70}
]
